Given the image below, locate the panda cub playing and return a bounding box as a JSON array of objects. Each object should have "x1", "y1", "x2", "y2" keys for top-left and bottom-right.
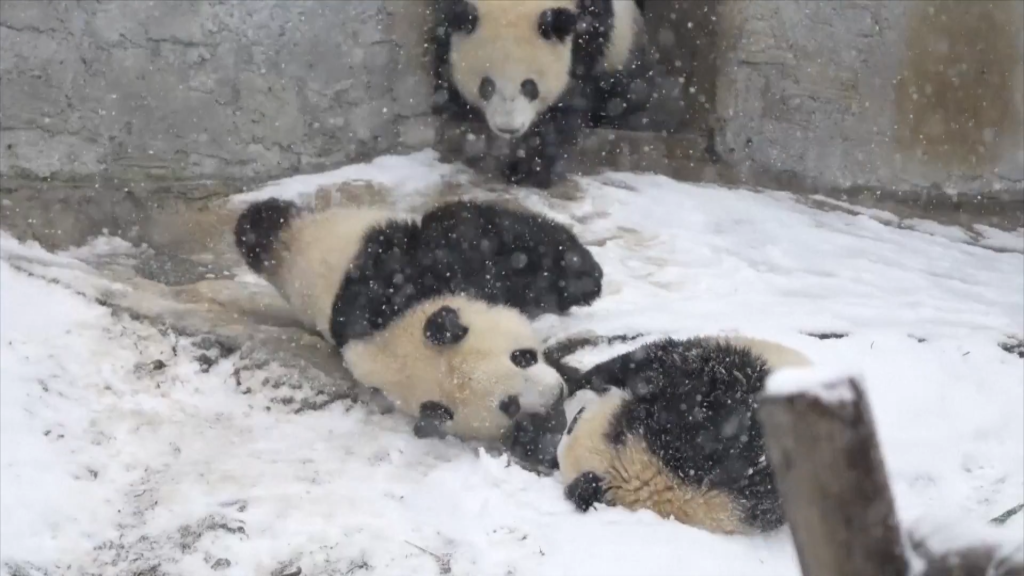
[
  {"x1": 233, "y1": 198, "x2": 567, "y2": 443},
  {"x1": 554, "y1": 335, "x2": 812, "y2": 534},
  {"x1": 419, "y1": 200, "x2": 604, "y2": 318},
  {"x1": 433, "y1": 0, "x2": 650, "y2": 188}
]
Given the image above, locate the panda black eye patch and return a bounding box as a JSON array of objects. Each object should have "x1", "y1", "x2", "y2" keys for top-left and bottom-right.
[
  {"x1": 521, "y1": 79, "x2": 539, "y2": 101},
  {"x1": 510, "y1": 348, "x2": 538, "y2": 368},
  {"x1": 478, "y1": 77, "x2": 496, "y2": 101}
]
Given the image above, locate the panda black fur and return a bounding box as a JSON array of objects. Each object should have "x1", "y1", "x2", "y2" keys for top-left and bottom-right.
[
  {"x1": 233, "y1": 198, "x2": 566, "y2": 443},
  {"x1": 553, "y1": 335, "x2": 812, "y2": 534},
  {"x1": 432, "y1": 0, "x2": 651, "y2": 188},
  {"x1": 418, "y1": 199, "x2": 603, "y2": 318}
]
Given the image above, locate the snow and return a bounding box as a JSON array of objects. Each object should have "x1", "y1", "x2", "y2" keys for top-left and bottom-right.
[
  {"x1": 809, "y1": 194, "x2": 1024, "y2": 254},
  {"x1": 3, "y1": 151, "x2": 1023, "y2": 575},
  {"x1": 227, "y1": 149, "x2": 469, "y2": 210},
  {"x1": 763, "y1": 366, "x2": 862, "y2": 403}
]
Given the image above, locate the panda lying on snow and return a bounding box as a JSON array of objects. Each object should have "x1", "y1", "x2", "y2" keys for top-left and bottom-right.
[
  {"x1": 433, "y1": 0, "x2": 652, "y2": 188},
  {"x1": 528, "y1": 334, "x2": 812, "y2": 534},
  {"x1": 233, "y1": 197, "x2": 593, "y2": 445}
]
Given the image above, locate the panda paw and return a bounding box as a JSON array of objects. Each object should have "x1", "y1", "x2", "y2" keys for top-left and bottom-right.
[
  {"x1": 503, "y1": 158, "x2": 553, "y2": 190},
  {"x1": 365, "y1": 387, "x2": 396, "y2": 415},
  {"x1": 413, "y1": 401, "x2": 454, "y2": 440},
  {"x1": 566, "y1": 471, "x2": 607, "y2": 512}
]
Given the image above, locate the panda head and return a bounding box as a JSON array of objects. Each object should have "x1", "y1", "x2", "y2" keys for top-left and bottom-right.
[
  {"x1": 447, "y1": 0, "x2": 578, "y2": 138},
  {"x1": 420, "y1": 300, "x2": 568, "y2": 441},
  {"x1": 557, "y1": 383, "x2": 618, "y2": 455}
]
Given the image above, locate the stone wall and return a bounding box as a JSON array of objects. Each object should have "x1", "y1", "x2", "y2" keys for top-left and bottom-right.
[
  {"x1": 0, "y1": 0, "x2": 434, "y2": 189},
  {"x1": 1, "y1": 0, "x2": 1022, "y2": 206},
  {"x1": 713, "y1": 0, "x2": 1024, "y2": 201}
]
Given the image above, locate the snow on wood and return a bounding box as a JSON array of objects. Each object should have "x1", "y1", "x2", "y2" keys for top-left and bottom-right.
[{"x1": 763, "y1": 365, "x2": 863, "y2": 404}]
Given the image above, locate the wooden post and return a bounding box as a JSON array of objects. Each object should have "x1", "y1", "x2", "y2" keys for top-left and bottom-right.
[{"x1": 756, "y1": 372, "x2": 908, "y2": 576}]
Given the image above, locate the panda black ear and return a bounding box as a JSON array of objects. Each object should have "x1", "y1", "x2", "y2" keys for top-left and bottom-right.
[
  {"x1": 538, "y1": 7, "x2": 576, "y2": 42},
  {"x1": 449, "y1": 0, "x2": 479, "y2": 34},
  {"x1": 424, "y1": 305, "x2": 469, "y2": 346}
]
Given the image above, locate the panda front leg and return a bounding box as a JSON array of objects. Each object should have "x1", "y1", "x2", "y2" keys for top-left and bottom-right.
[
  {"x1": 566, "y1": 471, "x2": 608, "y2": 512},
  {"x1": 413, "y1": 400, "x2": 455, "y2": 440},
  {"x1": 503, "y1": 136, "x2": 555, "y2": 189},
  {"x1": 503, "y1": 108, "x2": 584, "y2": 189}
]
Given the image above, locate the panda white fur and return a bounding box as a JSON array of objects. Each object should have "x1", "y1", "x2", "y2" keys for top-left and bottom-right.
[
  {"x1": 432, "y1": 0, "x2": 651, "y2": 188},
  {"x1": 553, "y1": 335, "x2": 812, "y2": 534},
  {"x1": 233, "y1": 198, "x2": 566, "y2": 442},
  {"x1": 343, "y1": 294, "x2": 566, "y2": 441}
]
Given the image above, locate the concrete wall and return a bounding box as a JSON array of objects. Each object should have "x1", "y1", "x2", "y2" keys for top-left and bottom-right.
[
  {"x1": 713, "y1": 0, "x2": 1024, "y2": 200},
  {"x1": 0, "y1": 0, "x2": 434, "y2": 189},
  {"x1": 1, "y1": 0, "x2": 1022, "y2": 204}
]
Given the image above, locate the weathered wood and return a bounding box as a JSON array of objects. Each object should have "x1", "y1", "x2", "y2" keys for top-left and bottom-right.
[
  {"x1": 756, "y1": 374, "x2": 908, "y2": 576},
  {"x1": 911, "y1": 538, "x2": 1024, "y2": 576}
]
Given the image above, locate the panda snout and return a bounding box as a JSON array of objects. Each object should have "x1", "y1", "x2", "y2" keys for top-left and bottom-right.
[
  {"x1": 502, "y1": 412, "x2": 564, "y2": 473},
  {"x1": 495, "y1": 126, "x2": 519, "y2": 137}
]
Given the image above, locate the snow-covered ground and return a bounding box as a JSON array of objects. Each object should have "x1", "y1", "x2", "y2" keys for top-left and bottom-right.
[{"x1": 2, "y1": 150, "x2": 1023, "y2": 576}]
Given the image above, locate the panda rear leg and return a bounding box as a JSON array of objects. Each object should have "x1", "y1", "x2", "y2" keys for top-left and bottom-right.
[
  {"x1": 566, "y1": 471, "x2": 608, "y2": 512},
  {"x1": 413, "y1": 400, "x2": 455, "y2": 440}
]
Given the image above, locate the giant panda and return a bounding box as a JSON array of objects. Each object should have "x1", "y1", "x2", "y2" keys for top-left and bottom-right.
[
  {"x1": 432, "y1": 0, "x2": 651, "y2": 188},
  {"x1": 551, "y1": 335, "x2": 812, "y2": 534},
  {"x1": 233, "y1": 198, "x2": 567, "y2": 443},
  {"x1": 418, "y1": 199, "x2": 604, "y2": 318}
]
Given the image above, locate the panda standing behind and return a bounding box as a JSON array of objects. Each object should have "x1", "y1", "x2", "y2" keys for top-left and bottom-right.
[
  {"x1": 551, "y1": 335, "x2": 812, "y2": 534},
  {"x1": 432, "y1": 0, "x2": 651, "y2": 188}
]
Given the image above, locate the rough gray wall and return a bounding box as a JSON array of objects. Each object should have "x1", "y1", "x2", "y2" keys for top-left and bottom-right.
[
  {"x1": 713, "y1": 0, "x2": 1024, "y2": 200},
  {"x1": 1, "y1": 0, "x2": 1022, "y2": 204},
  {"x1": 0, "y1": 0, "x2": 434, "y2": 187}
]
